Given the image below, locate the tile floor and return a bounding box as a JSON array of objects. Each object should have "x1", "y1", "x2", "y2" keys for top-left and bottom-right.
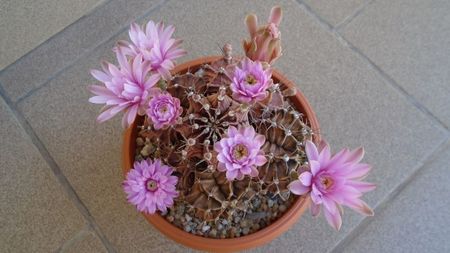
[{"x1": 1, "y1": 0, "x2": 449, "y2": 252}]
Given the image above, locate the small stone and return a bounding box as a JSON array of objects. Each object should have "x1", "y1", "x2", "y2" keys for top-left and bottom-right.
[
  {"x1": 222, "y1": 220, "x2": 228, "y2": 225},
  {"x1": 184, "y1": 225, "x2": 192, "y2": 232},
  {"x1": 261, "y1": 203, "x2": 268, "y2": 211},
  {"x1": 242, "y1": 227, "x2": 250, "y2": 235},
  {"x1": 273, "y1": 204, "x2": 279, "y2": 210},
  {"x1": 268, "y1": 199, "x2": 275, "y2": 208},
  {"x1": 136, "y1": 137, "x2": 144, "y2": 146},
  {"x1": 140, "y1": 145, "x2": 150, "y2": 156},
  {"x1": 176, "y1": 204, "x2": 185, "y2": 215},
  {"x1": 279, "y1": 205, "x2": 287, "y2": 212},
  {"x1": 209, "y1": 229, "x2": 217, "y2": 237},
  {"x1": 247, "y1": 211, "x2": 266, "y2": 220},
  {"x1": 167, "y1": 216, "x2": 174, "y2": 222},
  {"x1": 252, "y1": 223, "x2": 260, "y2": 231},
  {"x1": 240, "y1": 220, "x2": 248, "y2": 228},
  {"x1": 252, "y1": 198, "x2": 261, "y2": 208},
  {"x1": 202, "y1": 225, "x2": 211, "y2": 232},
  {"x1": 217, "y1": 224, "x2": 223, "y2": 231},
  {"x1": 185, "y1": 214, "x2": 192, "y2": 222},
  {"x1": 233, "y1": 216, "x2": 241, "y2": 223},
  {"x1": 230, "y1": 227, "x2": 237, "y2": 238}
]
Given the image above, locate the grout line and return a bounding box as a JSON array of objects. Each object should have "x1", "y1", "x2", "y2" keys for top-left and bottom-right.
[
  {"x1": 296, "y1": 0, "x2": 449, "y2": 133},
  {"x1": 0, "y1": 85, "x2": 117, "y2": 253},
  {"x1": 296, "y1": 0, "x2": 333, "y2": 30},
  {"x1": 14, "y1": 0, "x2": 168, "y2": 105},
  {"x1": 0, "y1": 0, "x2": 114, "y2": 75},
  {"x1": 334, "y1": 0, "x2": 374, "y2": 31},
  {"x1": 55, "y1": 226, "x2": 91, "y2": 253},
  {"x1": 329, "y1": 135, "x2": 450, "y2": 253}
]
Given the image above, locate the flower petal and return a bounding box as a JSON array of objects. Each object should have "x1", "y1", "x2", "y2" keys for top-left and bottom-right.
[
  {"x1": 310, "y1": 202, "x2": 321, "y2": 217},
  {"x1": 347, "y1": 180, "x2": 376, "y2": 193},
  {"x1": 288, "y1": 180, "x2": 310, "y2": 195},
  {"x1": 344, "y1": 198, "x2": 374, "y2": 216},
  {"x1": 226, "y1": 169, "x2": 238, "y2": 181},
  {"x1": 299, "y1": 171, "x2": 312, "y2": 186},
  {"x1": 346, "y1": 147, "x2": 365, "y2": 164},
  {"x1": 305, "y1": 140, "x2": 319, "y2": 161},
  {"x1": 346, "y1": 163, "x2": 372, "y2": 179},
  {"x1": 309, "y1": 160, "x2": 321, "y2": 176},
  {"x1": 323, "y1": 204, "x2": 342, "y2": 231}
]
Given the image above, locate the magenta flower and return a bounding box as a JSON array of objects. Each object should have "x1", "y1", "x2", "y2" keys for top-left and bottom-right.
[
  {"x1": 214, "y1": 125, "x2": 267, "y2": 181},
  {"x1": 119, "y1": 21, "x2": 187, "y2": 80},
  {"x1": 123, "y1": 159, "x2": 178, "y2": 214},
  {"x1": 88, "y1": 48, "x2": 160, "y2": 128},
  {"x1": 231, "y1": 58, "x2": 272, "y2": 103},
  {"x1": 147, "y1": 91, "x2": 183, "y2": 130},
  {"x1": 288, "y1": 140, "x2": 375, "y2": 230}
]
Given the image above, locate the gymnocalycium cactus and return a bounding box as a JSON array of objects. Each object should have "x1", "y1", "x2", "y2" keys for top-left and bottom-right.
[{"x1": 89, "y1": 6, "x2": 375, "y2": 237}]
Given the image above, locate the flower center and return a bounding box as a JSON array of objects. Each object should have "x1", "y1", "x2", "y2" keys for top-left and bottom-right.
[
  {"x1": 146, "y1": 179, "x2": 158, "y2": 192},
  {"x1": 245, "y1": 74, "x2": 257, "y2": 85},
  {"x1": 159, "y1": 104, "x2": 169, "y2": 114},
  {"x1": 320, "y1": 176, "x2": 334, "y2": 189},
  {"x1": 232, "y1": 144, "x2": 249, "y2": 160}
]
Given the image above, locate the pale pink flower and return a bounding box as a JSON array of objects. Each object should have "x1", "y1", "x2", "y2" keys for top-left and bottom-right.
[
  {"x1": 119, "y1": 21, "x2": 186, "y2": 80},
  {"x1": 88, "y1": 48, "x2": 159, "y2": 128},
  {"x1": 123, "y1": 159, "x2": 178, "y2": 214},
  {"x1": 288, "y1": 140, "x2": 375, "y2": 230},
  {"x1": 214, "y1": 125, "x2": 267, "y2": 181},
  {"x1": 147, "y1": 91, "x2": 183, "y2": 130},
  {"x1": 231, "y1": 58, "x2": 272, "y2": 103}
]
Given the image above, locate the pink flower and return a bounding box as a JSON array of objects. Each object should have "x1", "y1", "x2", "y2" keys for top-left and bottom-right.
[
  {"x1": 231, "y1": 58, "x2": 272, "y2": 103},
  {"x1": 123, "y1": 159, "x2": 178, "y2": 214},
  {"x1": 288, "y1": 140, "x2": 375, "y2": 230},
  {"x1": 88, "y1": 48, "x2": 159, "y2": 128},
  {"x1": 147, "y1": 91, "x2": 183, "y2": 130},
  {"x1": 214, "y1": 125, "x2": 267, "y2": 181},
  {"x1": 119, "y1": 21, "x2": 186, "y2": 80}
]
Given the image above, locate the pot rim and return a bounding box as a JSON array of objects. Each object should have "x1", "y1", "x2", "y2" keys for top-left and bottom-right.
[{"x1": 122, "y1": 56, "x2": 320, "y2": 252}]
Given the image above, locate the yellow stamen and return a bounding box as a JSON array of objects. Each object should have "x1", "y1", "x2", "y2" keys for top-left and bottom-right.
[
  {"x1": 246, "y1": 74, "x2": 257, "y2": 85},
  {"x1": 233, "y1": 144, "x2": 249, "y2": 160}
]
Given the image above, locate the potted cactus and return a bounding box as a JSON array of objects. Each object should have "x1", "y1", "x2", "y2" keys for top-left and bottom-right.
[{"x1": 89, "y1": 6, "x2": 375, "y2": 252}]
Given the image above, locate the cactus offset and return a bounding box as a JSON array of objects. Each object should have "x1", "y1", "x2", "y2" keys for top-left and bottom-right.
[{"x1": 243, "y1": 6, "x2": 283, "y2": 65}]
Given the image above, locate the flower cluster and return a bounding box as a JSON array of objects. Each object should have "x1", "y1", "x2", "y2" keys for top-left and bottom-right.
[{"x1": 89, "y1": 21, "x2": 186, "y2": 128}]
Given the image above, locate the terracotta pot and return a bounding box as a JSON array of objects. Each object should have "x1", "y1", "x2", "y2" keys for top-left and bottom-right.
[{"x1": 122, "y1": 56, "x2": 320, "y2": 252}]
